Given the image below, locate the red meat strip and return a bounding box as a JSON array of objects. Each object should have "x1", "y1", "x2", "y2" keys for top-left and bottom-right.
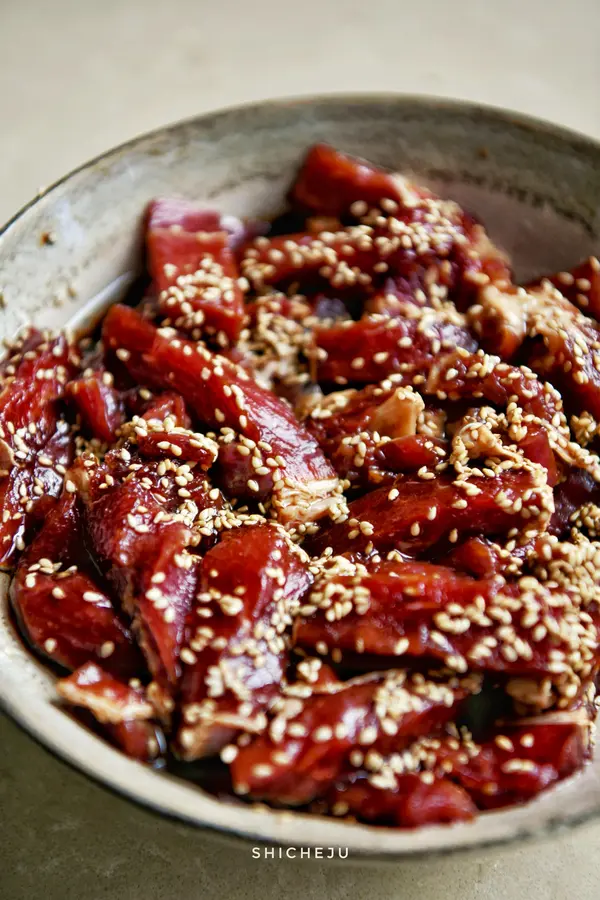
[
  {"x1": 535, "y1": 256, "x2": 600, "y2": 321},
  {"x1": 66, "y1": 370, "x2": 125, "y2": 443},
  {"x1": 307, "y1": 470, "x2": 552, "y2": 558},
  {"x1": 289, "y1": 143, "x2": 429, "y2": 216},
  {"x1": 0, "y1": 332, "x2": 77, "y2": 564},
  {"x1": 314, "y1": 315, "x2": 477, "y2": 386},
  {"x1": 293, "y1": 560, "x2": 597, "y2": 681},
  {"x1": 76, "y1": 451, "x2": 202, "y2": 691},
  {"x1": 229, "y1": 670, "x2": 478, "y2": 804},
  {"x1": 57, "y1": 662, "x2": 165, "y2": 763},
  {"x1": 325, "y1": 772, "x2": 476, "y2": 827},
  {"x1": 102, "y1": 304, "x2": 343, "y2": 527},
  {"x1": 147, "y1": 199, "x2": 246, "y2": 346},
  {"x1": 11, "y1": 490, "x2": 142, "y2": 678},
  {"x1": 177, "y1": 523, "x2": 311, "y2": 759}
]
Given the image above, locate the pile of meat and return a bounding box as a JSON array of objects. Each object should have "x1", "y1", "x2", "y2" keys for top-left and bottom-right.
[{"x1": 3, "y1": 143, "x2": 600, "y2": 829}]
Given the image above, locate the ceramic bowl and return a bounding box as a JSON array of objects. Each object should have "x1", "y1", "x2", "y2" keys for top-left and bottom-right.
[{"x1": 1, "y1": 95, "x2": 600, "y2": 859}]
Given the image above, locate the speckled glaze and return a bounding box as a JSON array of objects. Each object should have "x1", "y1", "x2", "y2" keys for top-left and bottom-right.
[{"x1": 1, "y1": 95, "x2": 600, "y2": 859}]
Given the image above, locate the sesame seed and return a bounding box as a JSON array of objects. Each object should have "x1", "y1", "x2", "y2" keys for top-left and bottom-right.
[
  {"x1": 220, "y1": 744, "x2": 239, "y2": 763},
  {"x1": 313, "y1": 725, "x2": 333, "y2": 742},
  {"x1": 83, "y1": 591, "x2": 104, "y2": 603}
]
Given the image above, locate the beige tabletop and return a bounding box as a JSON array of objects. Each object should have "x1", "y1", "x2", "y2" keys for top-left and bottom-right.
[{"x1": 1, "y1": 1, "x2": 600, "y2": 898}]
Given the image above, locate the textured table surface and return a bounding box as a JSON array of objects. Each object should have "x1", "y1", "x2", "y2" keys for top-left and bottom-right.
[{"x1": 1, "y1": 1, "x2": 600, "y2": 897}]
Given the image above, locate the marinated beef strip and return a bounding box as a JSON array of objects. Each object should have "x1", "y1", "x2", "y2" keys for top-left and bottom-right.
[
  {"x1": 102, "y1": 304, "x2": 344, "y2": 528},
  {"x1": 293, "y1": 560, "x2": 599, "y2": 697},
  {"x1": 323, "y1": 772, "x2": 477, "y2": 827},
  {"x1": 11, "y1": 490, "x2": 143, "y2": 678},
  {"x1": 147, "y1": 199, "x2": 247, "y2": 347},
  {"x1": 0, "y1": 331, "x2": 77, "y2": 565},
  {"x1": 177, "y1": 523, "x2": 311, "y2": 759},
  {"x1": 307, "y1": 469, "x2": 553, "y2": 559},
  {"x1": 535, "y1": 256, "x2": 600, "y2": 322},
  {"x1": 289, "y1": 143, "x2": 433, "y2": 216},
  {"x1": 65, "y1": 369, "x2": 125, "y2": 443},
  {"x1": 57, "y1": 661, "x2": 165, "y2": 763},
  {"x1": 324, "y1": 715, "x2": 589, "y2": 824},
  {"x1": 230, "y1": 669, "x2": 480, "y2": 804},
  {"x1": 303, "y1": 381, "x2": 434, "y2": 486},
  {"x1": 74, "y1": 449, "x2": 203, "y2": 696},
  {"x1": 313, "y1": 311, "x2": 477, "y2": 386},
  {"x1": 120, "y1": 396, "x2": 219, "y2": 468},
  {"x1": 470, "y1": 279, "x2": 600, "y2": 419}
]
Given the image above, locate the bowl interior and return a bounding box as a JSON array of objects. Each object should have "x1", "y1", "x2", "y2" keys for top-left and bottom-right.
[{"x1": 1, "y1": 95, "x2": 600, "y2": 858}]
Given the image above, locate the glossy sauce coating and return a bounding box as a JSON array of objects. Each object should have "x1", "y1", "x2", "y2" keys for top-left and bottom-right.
[{"x1": 4, "y1": 143, "x2": 600, "y2": 829}]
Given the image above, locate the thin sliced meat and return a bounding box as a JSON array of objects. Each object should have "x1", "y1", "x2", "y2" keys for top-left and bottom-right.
[
  {"x1": 66, "y1": 369, "x2": 125, "y2": 442},
  {"x1": 314, "y1": 314, "x2": 477, "y2": 385},
  {"x1": 535, "y1": 256, "x2": 600, "y2": 321},
  {"x1": 76, "y1": 451, "x2": 202, "y2": 691},
  {"x1": 325, "y1": 771, "x2": 476, "y2": 827},
  {"x1": 293, "y1": 560, "x2": 598, "y2": 682},
  {"x1": 230, "y1": 669, "x2": 479, "y2": 805},
  {"x1": 177, "y1": 523, "x2": 311, "y2": 759},
  {"x1": 148, "y1": 199, "x2": 247, "y2": 346},
  {"x1": 290, "y1": 143, "x2": 430, "y2": 216},
  {"x1": 11, "y1": 491, "x2": 142, "y2": 678},
  {"x1": 102, "y1": 305, "x2": 343, "y2": 527},
  {"x1": 57, "y1": 662, "x2": 165, "y2": 763},
  {"x1": 307, "y1": 470, "x2": 553, "y2": 558},
  {"x1": 0, "y1": 332, "x2": 78, "y2": 565}
]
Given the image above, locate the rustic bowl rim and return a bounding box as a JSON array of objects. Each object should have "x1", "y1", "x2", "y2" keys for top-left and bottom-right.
[
  {"x1": 3, "y1": 91, "x2": 599, "y2": 235},
  {"x1": 2, "y1": 92, "x2": 600, "y2": 861}
]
